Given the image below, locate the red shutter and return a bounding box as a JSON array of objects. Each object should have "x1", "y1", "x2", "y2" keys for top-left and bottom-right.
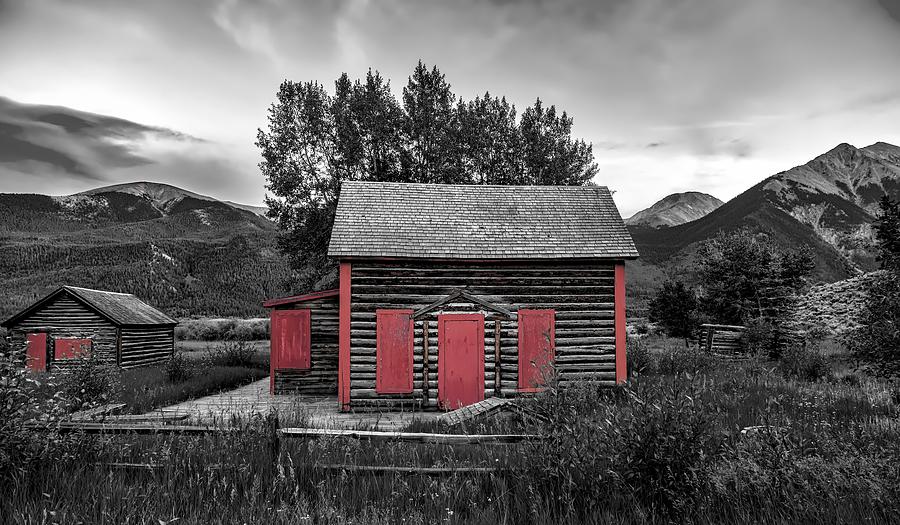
[
  {"x1": 518, "y1": 309, "x2": 555, "y2": 392},
  {"x1": 376, "y1": 309, "x2": 414, "y2": 394},
  {"x1": 25, "y1": 333, "x2": 47, "y2": 371},
  {"x1": 271, "y1": 309, "x2": 311, "y2": 370},
  {"x1": 54, "y1": 338, "x2": 92, "y2": 360}
]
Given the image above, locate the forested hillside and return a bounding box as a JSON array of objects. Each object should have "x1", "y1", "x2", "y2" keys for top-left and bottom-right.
[{"x1": 0, "y1": 183, "x2": 291, "y2": 320}]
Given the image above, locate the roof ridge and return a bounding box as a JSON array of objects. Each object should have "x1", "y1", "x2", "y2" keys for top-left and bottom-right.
[
  {"x1": 65, "y1": 285, "x2": 134, "y2": 296},
  {"x1": 328, "y1": 181, "x2": 638, "y2": 260},
  {"x1": 343, "y1": 181, "x2": 611, "y2": 190}
]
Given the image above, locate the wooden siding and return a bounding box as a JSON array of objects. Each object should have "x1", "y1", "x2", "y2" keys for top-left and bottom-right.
[
  {"x1": 6, "y1": 295, "x2": 118, "y2": 370},
  {"x1": 119, "y1": 326, "x2": 174, "y2": 368},
  {"x1": 272, "y1": 296, "x2": 339, "y2": 395},
  {"x1": 348, "y1": 260, "x2": 618, "y2": 411}
]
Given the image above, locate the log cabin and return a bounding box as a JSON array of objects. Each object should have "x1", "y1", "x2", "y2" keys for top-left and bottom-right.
[
  {"x1": 2, "y1": 286, "x2": 177, "y2": 371},
  {"x1": 323, "y1": 181, "x2": 639, "y2": 411}
]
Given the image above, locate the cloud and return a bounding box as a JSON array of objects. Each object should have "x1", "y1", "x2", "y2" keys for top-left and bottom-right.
[
  {"x1": 0, "y1": 96, "x2": 199, "y2": 181},
  {"x1": 878, "y1": 0, "x2": 900, "y2": 22}
]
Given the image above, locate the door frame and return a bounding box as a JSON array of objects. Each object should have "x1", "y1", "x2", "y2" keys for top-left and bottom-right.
[{"x1": 437, "y1": 313, "x2": 485, "y2": 410}]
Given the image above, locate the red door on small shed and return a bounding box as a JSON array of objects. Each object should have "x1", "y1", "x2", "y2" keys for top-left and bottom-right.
[
  {"x1": 438, "y1": 314, "x2": 484, "y2": 410},
  {"x1": 518, "y1": 309, "x2": 555, "y2": 392},
  {"x1": 25, "y1": 333, "x2": 48, "y2": 372},
  {"x1": 376, "y1": 309, "x2": 414, "y2": 394},
  {"x1": 270, "y1": 309, "x2": 312, "y2": 392}
]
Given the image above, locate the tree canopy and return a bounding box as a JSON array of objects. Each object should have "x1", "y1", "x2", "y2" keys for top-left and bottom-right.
[
  {"x1": 696, "y1": 229, "x2": 814, "y2": 326},
  {"x1": 848, "y1": 196, "x2": 900, "y2": 375},
  {"x1": 258, "y1": 61, "x2": 599, "y2": 289}
]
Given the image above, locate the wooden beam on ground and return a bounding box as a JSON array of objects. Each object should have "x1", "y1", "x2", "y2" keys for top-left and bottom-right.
[
  {"x1": 279, "y1": 427, "x2": 542, "y2": 444},
  {"x1": 70, "y1": 403, "x2": 127, "y2": 421},
  {"x1": 312, "y1": 464, "x2": 514, "y2": 476},
  {"x1": 25, "y1": 422, "x2": 236, "y2": 434},
  {"x1": 93, "y1": 413, "x2": 190, "y2": 423}
]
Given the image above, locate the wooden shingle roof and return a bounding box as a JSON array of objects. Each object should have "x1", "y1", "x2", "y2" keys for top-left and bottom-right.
[
  {"x1": 327, "y1": 182, "x2": 639, "y2": 260},
  {"x1": 1, "y1": 286, "x2": 177, "y2": 328}
]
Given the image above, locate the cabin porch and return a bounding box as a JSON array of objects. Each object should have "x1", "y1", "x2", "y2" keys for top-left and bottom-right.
[{"x1": 155, "y1": 378, "x2": 441, "y2": 430}]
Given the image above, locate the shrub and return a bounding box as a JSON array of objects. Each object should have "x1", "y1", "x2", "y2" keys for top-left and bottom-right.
[
  {"x1": 743, "y1": 318, "x2": 779, "y2": 357},
  {"x1": 779, "y1": 344, "x2": 831, "y2": 382},
  {"x1": 206, "y1": 340, "x2": 256, "y2": 367},
  {"x1": 654, "y1": 341, "x2": 714, "y2": 376},
  {"x1": 0, "y1": 341, "x2": 70, "y2": 483},
  {"x1": 165, "y1": 350, "x2": 196, "y2": 382},
  {"x1": 176, "y1": 318, "x2": 270, "y2": 341},
  {"x1": 627, "y1": 335, "x2": 653, "y2": 376},
  {"x1": 648, "y1": 280, "x2": 700, "y2": 339},
  {"x1": 58, "y1": 353, "x2": 122, "y2": 412},
  {"x1": 524, "y1": 377, "x2": 723, "y2": 520},
  {"x1": 846, "y1": 272, "x2": 900, "y2": 376}
]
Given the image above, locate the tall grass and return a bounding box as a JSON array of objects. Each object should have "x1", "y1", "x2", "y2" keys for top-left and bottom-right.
[{"x1": 4, "y1": 339, "x2": 900, "y2": 523}]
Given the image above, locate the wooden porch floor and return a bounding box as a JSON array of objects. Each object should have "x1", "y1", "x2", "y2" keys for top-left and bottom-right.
[{"x1": 154, "y1": 378, "x2": 442, "y2": 431}]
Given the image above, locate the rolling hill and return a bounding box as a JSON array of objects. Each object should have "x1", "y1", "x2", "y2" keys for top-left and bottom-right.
[
  {"x1": 629, "y1": 142, "x2": 900, "y2": 285},
  {"x1": 625, "y1": 192, "x2": 723, "y2": 228},
  {"x1": 0, "y1": 181, "x2": 291, "y2": 320}
]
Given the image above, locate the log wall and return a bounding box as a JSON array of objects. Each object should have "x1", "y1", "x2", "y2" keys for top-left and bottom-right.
[
  {"x1": 348, "y1": 260, "x2": 618, "y2": 411},
  {"x1": 6, "y1": 294, "x2": 118, "y2": 370},
  {"x1": 119, "y1": 326, "x2": 174, "y2": 368},
  {"x1": 272, "y1": 296, "x2": 339, "y2": 395}
]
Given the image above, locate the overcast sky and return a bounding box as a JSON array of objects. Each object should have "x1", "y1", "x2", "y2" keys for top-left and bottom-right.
[{"x1": 1, "y1": 0, "x2": 899, "y2": 216}]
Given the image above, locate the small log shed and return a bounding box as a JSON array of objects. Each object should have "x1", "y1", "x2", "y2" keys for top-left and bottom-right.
[
  {"x1": 2, "y1": 286, "x2": 177, "y2": 371},
  {"x1": 264, "y1": 289, "x2": 339, "y2": 395},
  {"x1": 265, "y1": 182, "x2": 639, "y2": 411}
]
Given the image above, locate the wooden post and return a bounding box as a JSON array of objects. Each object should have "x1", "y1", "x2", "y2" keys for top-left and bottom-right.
[
  {"x1": 494, "y1": 320, "x2": 501, "y2": 396},
  {"x1": 614, "y1": 262, "x2": 627, "y2": 383},
  {"x1": 422, "y1": 320, "x2": 430, "y2": 403},
  {"x1": 339, "y1": 262, "x2": 352, "y2": 411}
]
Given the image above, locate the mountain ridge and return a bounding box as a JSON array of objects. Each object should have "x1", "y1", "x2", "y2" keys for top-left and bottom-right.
[
  {"x1": 630, "y1": 141, "x2": 900, "y2": 284},
  {"x1": 626, "y1": 191, "x2": 723, "y2": 228},
  {"x1": 0, "y1": 180, "x2": 290, "y2": 320}
]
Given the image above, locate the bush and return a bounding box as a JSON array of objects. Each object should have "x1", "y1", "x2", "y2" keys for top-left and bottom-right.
[
  {"x1": 206, "y1": 340, "x2": 256, "y2": 367},
  {"x1": 175, "y1": 318, "x2": 270, "y2": 341},
  {"x1": 627, "y1": 335, "x2": 653, "y2": 376},
  {"x1": 58, "y1": 353, "x2": 122, "y2": 412},
  {"x1": 846, "y1": 272, "x2": 900, "y2": 376},
  {"x1": 0, "y1": 341, "x2": 70, "y2": 483},
  {"x1": 654, "y1": 341, "x2": 714, "y2": 376},
  {"x1": 779, "y1": 344, "x2": 831, "y2": 382},
  {"x1": 524, "y1": 377, "x2": 723, "y2": 520},
  {"x1": 648, "y1": 280, "x2": 700, "y2": 339},
  {"x1": 743, "y1": 318, "x2": 779, "y2": 357},
  {"x1": 165, "y1": 350, "x2": 196, "y2": 382}
]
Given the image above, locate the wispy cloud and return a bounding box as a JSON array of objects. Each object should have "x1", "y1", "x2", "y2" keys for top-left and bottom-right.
[{"x1": 0, "y1": 96, "x2": 200, "y2": 182}]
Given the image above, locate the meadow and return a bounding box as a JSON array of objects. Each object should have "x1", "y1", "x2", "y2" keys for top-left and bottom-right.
[{"x1": 3, "y1": 336, "x2": 900, "y2": 524}]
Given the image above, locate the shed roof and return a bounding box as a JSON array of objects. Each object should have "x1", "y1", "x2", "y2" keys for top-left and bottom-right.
[
  {"x1": 263, "y1": 289, "x2": 339, "y2": 308},
  {"x1": 327, "y1": 182, "x2": 639, "y2": 260},
  {"x1": 1, "y1": 286, "x2": 177, "y2": 328}
]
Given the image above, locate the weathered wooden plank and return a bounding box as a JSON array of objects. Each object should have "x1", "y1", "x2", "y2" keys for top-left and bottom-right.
[{"x1": 279, "y1": 427, "x2": 542, "y2": 444}]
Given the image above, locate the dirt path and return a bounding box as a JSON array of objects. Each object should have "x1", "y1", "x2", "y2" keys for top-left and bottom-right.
[{"x1": 154, "y1": 378, "x2": 440, "y2": 430}]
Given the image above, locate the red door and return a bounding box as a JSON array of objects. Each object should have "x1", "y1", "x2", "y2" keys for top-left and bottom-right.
[
  {"x1": 518, "y1": 309, "x2": 556, "y2": 392},
  {"x1": 438, "y1": 314, "x2": 484, "y2": 410},
  {"x1": 376, "y1": 309, "x2": 414, "y2": 394},
  {"x1": 270, "y1": 309, "x2": 312, "y2": 393},
  {"x1": 25, "y1": 333, "x2": 48, "y2": 372}
]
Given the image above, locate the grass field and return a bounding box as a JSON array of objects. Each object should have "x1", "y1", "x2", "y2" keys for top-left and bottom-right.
[{"x1": 4, "y1": 336, "x2": 900, "y2": 524}]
